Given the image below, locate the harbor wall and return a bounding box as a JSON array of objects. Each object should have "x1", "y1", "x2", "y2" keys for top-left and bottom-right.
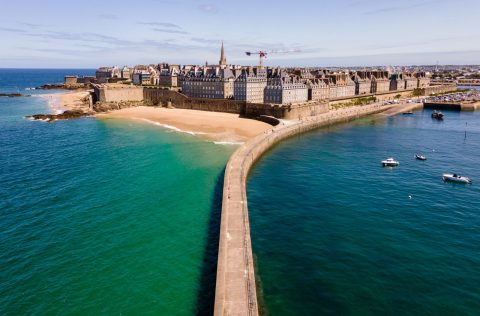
[
  {"x1": 214, "y1": 102, "x2": 393, "y2": 316},
  {"x1": 424, "y1": 101, "x2": 479, "y2": 111}
]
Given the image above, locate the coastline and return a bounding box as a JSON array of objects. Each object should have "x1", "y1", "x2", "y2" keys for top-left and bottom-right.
[{"x1": 97, "y1": 106, "x2": 273, "y2": 143}]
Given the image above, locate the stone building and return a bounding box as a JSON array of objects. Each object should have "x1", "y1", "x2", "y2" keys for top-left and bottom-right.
[
  {"x1": 132, "y1": 70, "x2": 151, "y2": 85},
  {"x1": 121, "y1": 66, "x2": 131, "y2": 80},
  {"x1": 404, "y1": 72, "x2": 417, "y2": 90},
  {"x1": 389, "y1": 73, "x2": 405, "y2": 91},
  {"x1": 95, "y1": 66, "x2": 121, "y2": 83},
  {"x1": 219, "y1": 41, "x2": 227, "y2": 69},
  {"x1": 264, "y1": 75, "x2": 308, "y2": 105},
  {"x1": 64, "y1": 76, "x2": 79, "y2": 85},
  {"x1": 305, "y1": 78, "x2": 329, "y2": 101},
  {"x1": 233, "y1": 67, "x2": 267, "y2": 103},
  {"x1": 351, "y1": 71, "x2": 372, "y2": 95},
  {"x1": 149, "y1": 66, "x2": 160, "y2": 85},
  {"x1": 158, "y1": 63, "x2": 180, "y2": 87},
  {"x1": 415, "y1": 71, "x2": 431, "y2": 88},
  {"x1": 182, "y1": 67, "x2": 235, "y2": 99},
  {"x1": 328, "y1": 73, "x2": 356, "y2": 99},
  {"x1": 370, "y1": 71, "x2": 390, "y2": 94}
]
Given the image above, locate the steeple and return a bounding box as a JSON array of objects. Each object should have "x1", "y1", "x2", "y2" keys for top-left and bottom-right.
[{"x1": 219, "y1": 41, "x2": 227, "y2": 66}]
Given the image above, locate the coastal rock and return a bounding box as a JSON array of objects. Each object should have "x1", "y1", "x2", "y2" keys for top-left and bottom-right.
[
  {"x1": 0, "y1": 93, "x2": 27, "y2": 97},
  {"x1": 28, "y1": 110, "x2": 91, "y2": 122},
  {"x1": 36, "y1": 84, "x2": 91, "y2": 91}
]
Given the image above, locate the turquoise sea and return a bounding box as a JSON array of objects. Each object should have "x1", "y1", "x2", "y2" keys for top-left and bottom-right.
[
  {"x1": 0, "y1": 69, "x2": 235, "y2": 315},
  {"x1": 248, "y1": 100, "x2": 480, "y2": 315}
]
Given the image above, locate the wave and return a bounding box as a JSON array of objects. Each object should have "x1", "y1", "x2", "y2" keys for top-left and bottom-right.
[
  {"x1": 213, "y1": 141, "x2": 244, "y2": 145},
  {"x1": 136, "y1": 118, "x2": 207, "y2": 136}
]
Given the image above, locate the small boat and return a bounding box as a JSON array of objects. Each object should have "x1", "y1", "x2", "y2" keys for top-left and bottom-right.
[
  {"x1": 381, "y1": 158, "x2": 399, "y2": 167},
  {"x1": 432, "y1": 110, "x2": 444, "y2": 119},
  {"x1": 442, "y1": 173, "x2": 472, "y2": 184},
  {"x1": 402, "y1": 111, "x2": 414, "y2": 115},
  {"x1": 415, "y1": 154, "x2": 427, "y2": 161}
]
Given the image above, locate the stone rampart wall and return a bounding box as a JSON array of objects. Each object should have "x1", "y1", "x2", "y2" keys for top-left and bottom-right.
[
  {"x1": 94, "y1": 85, "x2": 144, "y2": 103},
  {"x1": 424, "y1": 84, "x2": 457, "y2": 95},
  {"x1": 144, "y1": 88, "x2": 328, "y2": 119}
]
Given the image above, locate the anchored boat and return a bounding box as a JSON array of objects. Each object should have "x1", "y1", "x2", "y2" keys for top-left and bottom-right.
[
  {"x1": 432, "y1": 110, "x2": 444, "y2": 120},
  {"x1": 442, "y1": 173, "x2": 472, "y2": 184},
  {"x1": 415, "y1": 154, "x2": 427, "y2": 161},
  {"x1": 381, "y1": 158, "x2": 399, "y2": 167}
]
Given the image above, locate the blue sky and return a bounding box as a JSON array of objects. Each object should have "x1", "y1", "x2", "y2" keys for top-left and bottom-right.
[{"x1": 0, "y1": 0, "x2": 479, "y2": 68}]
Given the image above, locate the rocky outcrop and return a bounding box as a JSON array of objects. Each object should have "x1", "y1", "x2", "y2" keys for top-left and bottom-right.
[
  {"x1": 0, "y1": 93, "x2": 27, "y2": 97},
  {"x1": 27, "y1": 110, "x2": 91, "y2": 122},
  {"x1": 36, "y1": 84, "x2": 90, "y2": 91},
  {"x1": 92, "y1": 101, "x2": 146, "y2": 112}
]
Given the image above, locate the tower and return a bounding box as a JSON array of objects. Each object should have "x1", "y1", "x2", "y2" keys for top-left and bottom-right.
[{"x1": 219, "y1": 41, "x2": 227, "y2": 67}]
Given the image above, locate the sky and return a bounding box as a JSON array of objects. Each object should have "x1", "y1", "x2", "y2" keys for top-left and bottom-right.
[{"x1": 0, "y1": 0, "x2": 479, "y2": 68}]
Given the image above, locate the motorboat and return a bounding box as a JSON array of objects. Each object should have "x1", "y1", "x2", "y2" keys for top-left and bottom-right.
[
  {"x1": 415, "y1": 154, "x2": 427, "y2": 161},
  {"x1": 432, "y1": 110, "x2": 444, "y2": 119},
  {"x1": 402, "y1": 111, "x2": 414, "y2": 115},
  {"x1": 442, "y1": 173, "x2": 472, "y2": 184},
  {"x1": 381, "y1": 158, "x2": 399, "y2": 167}
]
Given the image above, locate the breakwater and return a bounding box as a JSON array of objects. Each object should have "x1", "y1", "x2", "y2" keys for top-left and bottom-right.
[
  {"x1": 214, "y1": 102, "x2": 394, "y2": 316},
  {"x1": 424, "y1": 101, "x2": 479, "y2": 111}
]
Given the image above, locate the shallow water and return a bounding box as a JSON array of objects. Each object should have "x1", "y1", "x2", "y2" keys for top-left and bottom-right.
[{"x1": 0, "y1": 69, "x2": 235, "y2": 314}]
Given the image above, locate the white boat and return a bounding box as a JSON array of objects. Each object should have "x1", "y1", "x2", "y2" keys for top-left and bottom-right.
[
  {"x1": 442, "y1": 173, "x2": 472, "y2": 184},
  {"x1": 415, "y1": 154, "x2": 427, "y2": 161},
  {"x1": 381, "y1": 158, "x2": 399, "y2": 167}
]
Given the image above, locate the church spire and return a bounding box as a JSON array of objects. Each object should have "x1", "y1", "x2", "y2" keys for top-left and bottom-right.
[{"x1": 219, "y1": 41, "x2": 227, "y2": 66}]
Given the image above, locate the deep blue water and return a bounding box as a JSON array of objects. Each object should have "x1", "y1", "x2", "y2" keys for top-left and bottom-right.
[
  {"x1": 248, "y1": 109, "x2": 480, "y2": 315},
  {"x1": 0, "y1": 68, "x2": 95, "y2": 94}
]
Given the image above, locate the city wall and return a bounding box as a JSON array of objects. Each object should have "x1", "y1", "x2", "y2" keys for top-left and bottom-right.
[
  {"x1": 144, "y1": 88, "x2": 329, "y2": 120},
  {"x1": 94, "y1": 85, "x2": 455, "y2": 118},
  {"x1": 329, "y1": 84, "x2": 457, "y2": 107},
  {"x1": 424, "y1": 84, "x2": 457, "y2": 95},
  {"x1": 214, "y1": 102, "x2": 393, "y2": 316},
  {"x1": 94, "y1": 85, "x2": 144, "y2": 103}
]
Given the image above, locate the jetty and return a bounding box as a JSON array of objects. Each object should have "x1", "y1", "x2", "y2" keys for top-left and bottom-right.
[{"x1": 423, "y1": 101, "x2": 479, "y2": 111}]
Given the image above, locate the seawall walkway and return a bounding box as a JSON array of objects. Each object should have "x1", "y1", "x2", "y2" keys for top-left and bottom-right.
[{"x1": 214, "y1": 102, "x2": 399, "y2": 316}]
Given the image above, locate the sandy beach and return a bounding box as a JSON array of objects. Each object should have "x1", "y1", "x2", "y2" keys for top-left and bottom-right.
[
  {"x1": 38, "y1": 90, "x2": 90, "y2": 114},
  {"x1": 97, "y1": 106, "x2": 272, "y2": 142}
]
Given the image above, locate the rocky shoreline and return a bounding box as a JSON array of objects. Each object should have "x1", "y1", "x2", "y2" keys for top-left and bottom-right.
[
  {"x1": 27, "y1": 110, "x2": 92, "y2": 122},
  {"x1": 0, "y1": 93, "x2": 29, "y2": 97},
  {"x1": 36, "y1": 83, "x2": 90, "y2": 91}
]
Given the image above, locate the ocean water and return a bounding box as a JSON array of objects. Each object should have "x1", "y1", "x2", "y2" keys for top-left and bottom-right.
[
  {"x1": 248, "y1": 109, "x2": 480, "y2": 315},
  {"x1": 0, "y1": 69, "x2": 235, "y2": 315}
]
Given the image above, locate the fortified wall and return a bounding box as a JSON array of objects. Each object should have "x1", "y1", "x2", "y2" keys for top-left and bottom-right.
[
  {"x1": 144, "y1": 88, "x2": 328, "y2": 119},
  {"x1": 93, "y1": 84, "x2": 455, "y2": 119},
  {"x1": 93, "y1": 84, "x2": 144, "y2": 103},
  {"x1": 425, "y1": 84, "x2": 457, "y2": 95}
]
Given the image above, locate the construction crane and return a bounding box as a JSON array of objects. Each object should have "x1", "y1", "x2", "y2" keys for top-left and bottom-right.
[
  {"x1": 245, "y1": 49, "x2": 300, "y2": 66},
  {"x1": 245, "y1": 50, "x2": 268, "y2": 66}
]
